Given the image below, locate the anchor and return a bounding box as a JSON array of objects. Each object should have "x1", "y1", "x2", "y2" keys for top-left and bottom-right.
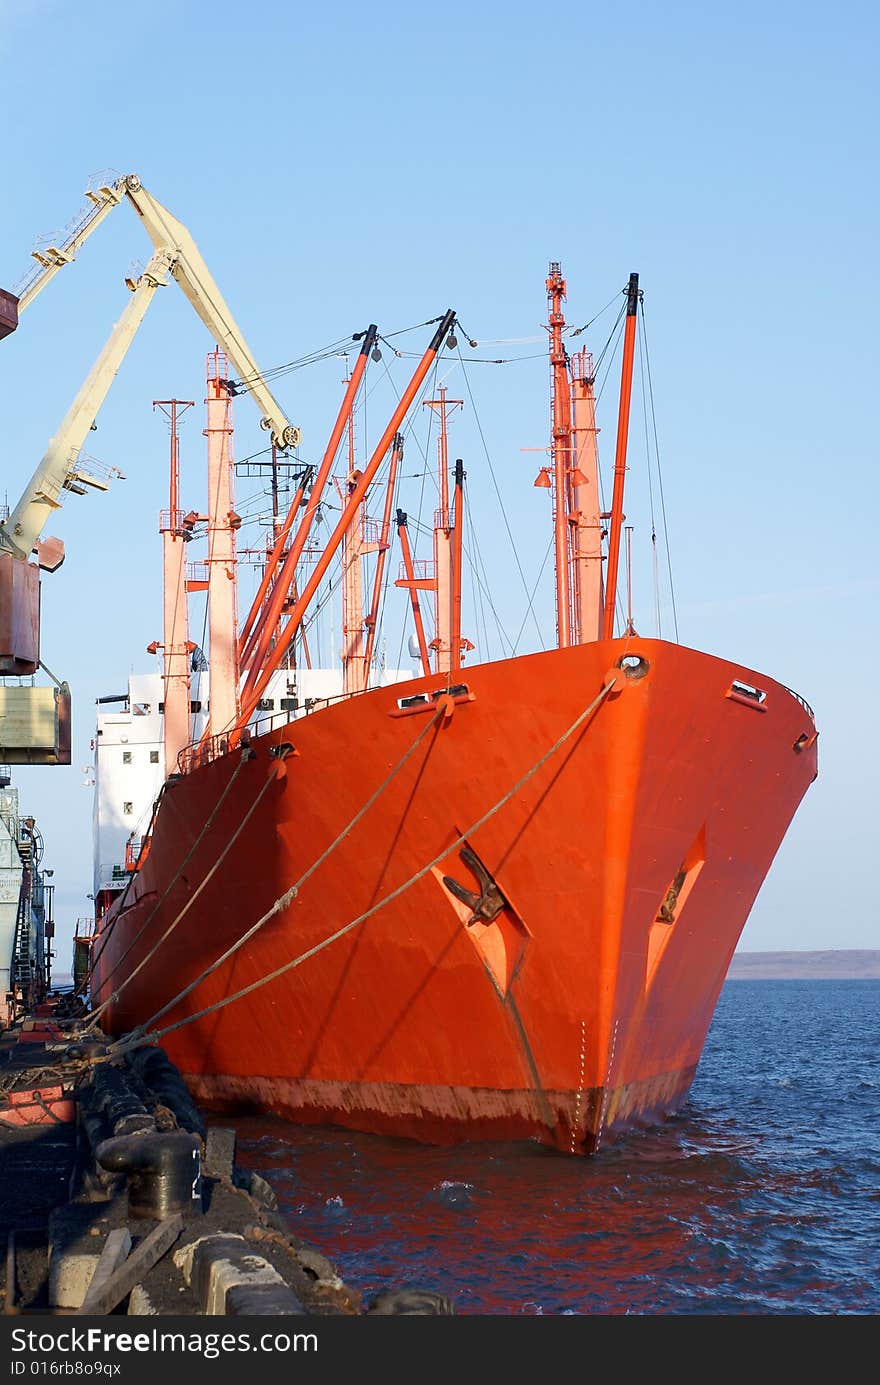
[{"x1": 442, "y1": 844, "x2": 508, "y2": 926}]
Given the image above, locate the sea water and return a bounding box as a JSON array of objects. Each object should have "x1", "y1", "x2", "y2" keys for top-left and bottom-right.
[{"x1": 233, "y1": 980, "x2": 879, "y2": 1315}]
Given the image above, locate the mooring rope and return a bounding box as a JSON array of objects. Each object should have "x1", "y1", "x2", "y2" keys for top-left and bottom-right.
[
  {"x1": 86, "y1": 755, "x2": 249, "y2": 993},
  {"x1": 106, "y1": 701, "x2": 449, "y2": 1050},
  {"x1": 103, "y1": 676, "x2": 616, "y2": 1062},
  {"x1": 86, "y1": 780, "x2": 170, "y2": 978},
  {"x1": 85, "y1": 755, "x2": 272, "y2": 1028}
]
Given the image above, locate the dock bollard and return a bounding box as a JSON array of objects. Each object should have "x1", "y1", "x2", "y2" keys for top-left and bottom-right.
[{"x1": 96, "y1": 1131, "x2": 203, "y2": 1221}]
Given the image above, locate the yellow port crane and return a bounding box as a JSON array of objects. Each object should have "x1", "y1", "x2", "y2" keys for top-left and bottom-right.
[{"x1": 0, "y1": 173, "x2": 300, "y2": 763}]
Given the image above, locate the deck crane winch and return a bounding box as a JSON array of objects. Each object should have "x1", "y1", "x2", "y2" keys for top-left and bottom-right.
[{"x1": 0, "y1": 173, "x2": 300, "y2": 763}]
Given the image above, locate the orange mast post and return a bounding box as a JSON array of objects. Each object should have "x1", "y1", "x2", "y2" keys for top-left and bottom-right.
[
  {"x1": 152, "y1": 398, "x2": 194, "y2": 778},
  {"x1": 602, "y1": 273, "x2": 640, "y2": 641},
  {"x1": 233, "y1": 310, "x2": 457, "y2": 737},
  {"x1": 569, "y1": 350, "x2": 604, "y2": 642},
  {"x1": 362, "y1": 433, "x2": 403, "y2": 688},
  {"x1": 395, "y1": 509, "x2": 432, "y2": 676},
  {"x1": 340, "y1": 460, "x2": 366, "y2": 697},
  {"x1": 547, "y1": 262, "x2": 572, "y2": 648},
  {"x1": 204, "y1": 351, "x2": 240, "y2": 740},
  {"x1": 239, "y1": 325, "x2": 378, "y2": 689}
]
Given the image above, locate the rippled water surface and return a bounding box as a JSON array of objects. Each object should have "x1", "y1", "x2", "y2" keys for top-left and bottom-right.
[{"x1": 233, "y1": 980, "x2": 880, "y2": 1315}]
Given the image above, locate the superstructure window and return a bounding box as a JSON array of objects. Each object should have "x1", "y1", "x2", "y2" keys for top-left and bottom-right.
[
  {"x1": 122, "y1": 751, "x2": 132, "y2": 765},
  {"x1": 149, "y1": 750, "x2": 159, "y2": 764}
]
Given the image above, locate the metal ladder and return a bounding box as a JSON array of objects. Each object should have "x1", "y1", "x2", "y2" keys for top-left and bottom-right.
[{"x1": 12, "y1": 836, "x2": 34, "y2": 990}]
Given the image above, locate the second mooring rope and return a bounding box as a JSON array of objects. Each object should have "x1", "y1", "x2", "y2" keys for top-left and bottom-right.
[
  {"x1": 86, "y1": 757, "x2": 280, "y2": 1029},
  {"x1": 86, "y1": 755, "x2": 250, "y2": 1009},
  {"x1": 103, "y1": 676, "x2": 616, "y2": 1061},
  {"x1": 100, "y1": 700, "x2": 449, "y2": 1052}
]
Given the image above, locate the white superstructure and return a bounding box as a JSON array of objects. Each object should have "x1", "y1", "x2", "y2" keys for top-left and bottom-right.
[{"x1": 92, "y1": 673, "x2": 174, "y2": 898}]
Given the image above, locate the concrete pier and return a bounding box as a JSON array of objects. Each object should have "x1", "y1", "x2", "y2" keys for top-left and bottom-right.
[{"x1": 0, "y1": 995, "x2": 453, "y2": 1317}]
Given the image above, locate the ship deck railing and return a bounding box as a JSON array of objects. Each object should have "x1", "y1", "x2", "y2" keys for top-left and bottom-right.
[
  {"x1": 176, "y1": 690, "x2": 355, "y2": 774},
  {"x1": 95, "y1": 863, "x2": 131, "y2": 892},
  {"x1": 782, "y1": 684, "x2": 816, "y2": 722},
  {"x1": 176, "y1": 675, "x2": 473, "y2": 775}
]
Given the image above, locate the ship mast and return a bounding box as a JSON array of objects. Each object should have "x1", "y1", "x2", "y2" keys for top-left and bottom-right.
[
  {"x1": 340, "y1": 469, "x2": 366, "y2": 693},
  {"x1": 153, "y1": 398, "x2": 194, "y2": 778},
  {"x1": 340, "y1": 363, "x2": 366, "y2": 694},
  {"x1": 204, "y1": 349, "x2": 240, "y2": 739},
  {"x1": 423, "y1": 386, "x2": 462, "y2": 673},
  {"x1": 395, "y1": 509, "x2": 432, "y2": 676},
  {"x1": 362, "y1": 434, "x2": 403, "y2": 689},
  {"x1": 569, "y1": 349, "x2": 604, "y2": 641},
  {"x1": 546, "y1": 263, "x2": 573, "y2": 647},
  {"x1": 542, "y1": 263, "x2": 606, "y2": 645},
  {"x1": 602, "y1": 273, "x2": 640, "y2": 640}
]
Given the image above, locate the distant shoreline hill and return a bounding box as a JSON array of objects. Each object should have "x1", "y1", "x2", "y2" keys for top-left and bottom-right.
[{"x1": 727, "y1": 950, "x2": 880, "y2": 980}]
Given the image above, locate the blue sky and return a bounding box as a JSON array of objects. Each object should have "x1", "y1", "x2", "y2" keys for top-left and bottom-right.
[{"x1": 2, "y1": 0, "x2": 878, "y2": 968}]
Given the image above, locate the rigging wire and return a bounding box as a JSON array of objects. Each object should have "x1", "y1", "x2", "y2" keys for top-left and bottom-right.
[
  {"x1": 454, "y1": 342, "x2": 545, "y2": 650},
  {"x1": 276, "y1": 344, "x2": 445, "y2": 681},
  {"x1": 639, "y1": 300, "x2": 679, "y2": 642},
  {"x1": 591, "y1": 309, "x2": 629, "y2": 635},
  {"x1": 408, "y1": 357, "x2": 439, "y2": 565},
  {"x1": 228, "y1": 334, "x2": 357, "y2": 389},
  {"x1": 637, "y1": 319, "x2": 662, "y2": 637},
  {"x1": 463, "y1": 487, "x2": 489, "y2": 661},
  {"x1": 394, "y1": 358, "x2": 438, "y2": 672},
  {"x1": 227, "y1": 316, "x2": 450, "y2": 393},
  {"x1": 567, "y1": 286, "x2": 629, "y2": 338},
  {"x1": 229, "y1": 293, "x2": 626, "y2": 400},
  {"x1": 382, "y1": 317, "x2": 446, "y2": 340},
  {"x1": 389, "y1": 348, "x2": 546, "y2": 365},
  {"x1": 593, "y1": 305, "x2": 628, "y2": 403},
  {"x1": 512, "y1": 534, "x2": 554, "y2": 654},
  {"x1": 229, "y1": 288, "x2": 640, "y2": 682},
  {"x1": 461, "y1": 492, "x2": 492, "y2": 658}
]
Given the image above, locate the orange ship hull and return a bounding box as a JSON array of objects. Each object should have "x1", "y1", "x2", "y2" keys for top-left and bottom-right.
[{"x1": 91, "y1": 638, "x2": 817, "y2": 1155}]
